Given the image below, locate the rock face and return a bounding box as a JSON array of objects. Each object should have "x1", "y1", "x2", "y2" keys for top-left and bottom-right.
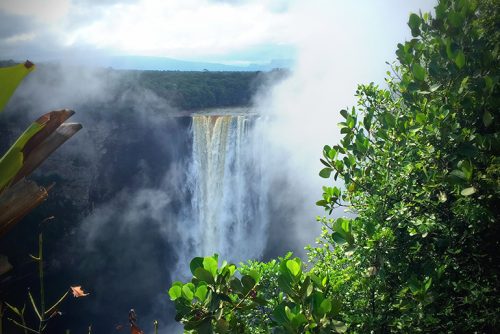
[
  {"x1": 0, "y1": 107, "x2": 193, "y2": 332},
  {"x1": 0, "y1": 65, "x2": 197, "y2": 333}
]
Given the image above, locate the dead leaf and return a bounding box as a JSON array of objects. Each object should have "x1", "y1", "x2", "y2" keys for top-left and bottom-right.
[
  {"x1": 70, "y1": 285, "x2": 89, "y2": 297},
  {"x1": 129, "y1": 309, "x2": 144, "y2": 334},
  {"x1": 0, "y1": 179, "x2": 48, "y2": 237},
  {"x1": 131, "y1": 323, "x2": 144, "y2": 334}
]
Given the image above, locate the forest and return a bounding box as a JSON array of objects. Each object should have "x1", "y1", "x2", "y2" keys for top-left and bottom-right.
[
  {"x1": 0, "y1": 59, "x2": 286, "y2": 112},
  {"x1": 0, "y1": 0, "x2": 499, "y2": 333}
]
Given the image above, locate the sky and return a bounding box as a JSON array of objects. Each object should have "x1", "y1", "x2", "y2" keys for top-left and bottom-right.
[{"x1": 0, "y1": 0, "x2": 436, "y2": 67}]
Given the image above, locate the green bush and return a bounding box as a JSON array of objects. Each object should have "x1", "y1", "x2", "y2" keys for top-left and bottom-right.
[{"x1": 313, "y1": 0, "x2": 499, "y2": 331}]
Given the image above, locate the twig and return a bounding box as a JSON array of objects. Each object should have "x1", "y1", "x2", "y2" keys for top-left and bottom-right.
[
  {"x1": 6, "y1": 318, "x2": 38, "y2": 334},
  {"x1": 45, "y1": 291, "x2": 69, "y2": 317}
]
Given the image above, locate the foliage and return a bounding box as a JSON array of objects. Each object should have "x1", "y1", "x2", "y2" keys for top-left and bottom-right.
[
  {"x1": 0, "y1": 62, "x2": 82, "y2": 236},
  {"x1": 313, "y1": 0, "x2": 499, "y2": 332},
  {"x1": 136, "y1": 70, "x2": 268, "y2": 110},
  {"x1": 0, "y1": 61, "x2": 35, "y2": 112},
  {"x1": 169, "y1": 254, "x2": 345, "y2": 333},
  {"x1": 4, "y1": 221, "x2": 89, "y2": 334}
]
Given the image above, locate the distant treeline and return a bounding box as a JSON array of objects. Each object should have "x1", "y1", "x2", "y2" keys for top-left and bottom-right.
[
  {"x1": 138, "y1": 70, "x2": 285, "y2": 110},
  {"x1": 0, "y1": 60, "x2": 288, "y2": 111}
]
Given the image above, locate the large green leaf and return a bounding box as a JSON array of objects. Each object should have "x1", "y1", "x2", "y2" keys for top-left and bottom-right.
[
  {"x1": 412, "y1": 63, "x2": 426, "y2": 81},
  {"x1": 194, "y1": 267, "x2": 214, "y2": 284},
  {"x1": 0, "y1": 122, "x2": 44, "y2": 191},
  {"x1": 285, "y1": 259, "x2": 301, "y2": 277},
  {"x1": 203, "y1": 256, "x2": 218, "y2": 277},
  {"x1": 0, "y1": 61, "x2": 35, "y2": 112},
  {"x1": 455, "y1": 51, "x2": 466, "y2": 69},
  {"x1": 168, "y1": 285, "x2": 182, "y2": 300},
  {"x1": 0, "y1": 110, "x2": 77, "y2": 193},
  {"x1": 190, "y1": 257, "x2": 204, "y2": 276}
]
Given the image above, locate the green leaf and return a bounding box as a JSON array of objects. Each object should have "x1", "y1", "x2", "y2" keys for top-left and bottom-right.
[
  {"x1": 333, "y1": 218, "x2": 354, "y2": 245},
  {"x1": 271, "y1": 304, "x2": 289, "y2": 325},
  {"x1": 339, "y1": 109, "x2": 349, "y2": 119},
  {"x1": 331, "y1": 298, "x2": 342, "y2": 316},
  {"x1": 438, "y1": 192, "x2": 448, "y2": 203},
  {"x1": 285, "y1": 305, "x2": 293, "y2": 321},
  {"x1": 0, "y1": 61, "x2": 36, "y2": 112},
  {"x1": 424, "y1": 277, "x2": 432, "y2": 292},
  {"x1": 347, "y1": 115, "x2": 356, "y2": 129},
  {"x1": 286, "y1": 259, "x2": 301, "y2": 277},
  {"x1": 181, "y1": 284, "x2": 194, "y2": 301},
  {"x1": 408, "y1": 13, "x2": 421, "y2": 30},
  {"x1": 241, "y1": 275, "x2": 256, "y2": 294},
  {"x1": 328, "y1": 148, "x2": 338, "y2": 159},
  {"x1": 194, "y1": 267, "x2": 214, "y2": 284},
  {"x1": 190, "y1": 257, "x2": 204, "y2": 276},
  {"x1": 408, "y1": 276, "x2": 420, "y2": 294},
  {"x1": 416, "y1": 113, "x2": 426, "y2": 124},
  {"x1": 230, "y1": 278, "x2": 244, "y2": 295},
  {"x1": 291, "y1": 313, "x2": 307, "y2": 329},
  {"x1": 363, "y1": 114, "x2": 373, "y2": 131},
  {"x1": 4, "y1": 302, "x2": 21, "y2": 316},
  {"x1": 484, "y1": 76, "x2": 493, "y2": 93},
  {"x1": 0, "y1": 122, "x2": 44, "y2": 191},
  {"x1": 483, "y1": 111, "x2": 493, "y2": 127},
  {"x1": 320, "y1": 158, "x2": 330, "y2": 167},
  {"x1": 429, "y1": 83, "x2": 441, "y2": 92},
  {"x1": 316, "y1": 199, "x2": 328, "y2": 207},
  {"x1": 333, "y1": 320, "x2": 348, "y2": 333},
  {"x1": 277, "y1": 274, "x2": 294, "y2": 295},
  {"x1": 408, "y1": 13, "x2": 421, "y2": 36},
  {"x1": 246, "y1": 269, "x2": 260, "y2": 284},
  {"x1": 319, "y1": 299, "x2": 332, "y2": 314},
  {"x1": 168, "y1": 285, "x2": 182, "y2": 300},
  {"x1": 195, "y1": 285, "x2": 208, "y2": 302},
  {"x1": 203, "y1": 256, "x2": 218, "y2": 277},
  {"x1": 460, "y1": 187, "x2": 476, "y2": 196},
  {"x1": 319, "y1": 168, "x2": 332, "y2": 178},
  {"x1": 412, "y1": 63, "x2": 426, "y2": 81},
  {"x1": 332, "y1": 232, "x2": 347, "y2": 245},
  {"x1": 455, "y1": 51, "x2": 466, "y2": 69},
  {"x1": 448, "y1": 11, "x2": 464, "y2": 28}
]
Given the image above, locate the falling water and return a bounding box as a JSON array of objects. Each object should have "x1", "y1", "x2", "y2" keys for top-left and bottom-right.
[
  {"x1": 175, "y1": 114, "x2": 268, "y2": 272},
  {"x1": 192, "y1": 115, "x2": 232, "y2": 254}
]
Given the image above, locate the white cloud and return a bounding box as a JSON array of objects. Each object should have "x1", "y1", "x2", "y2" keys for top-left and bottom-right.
[
  {"x1": 0, "y1": 0, "x2": 70, "y2": 22},
  {"x1": 1, "y1": 0, "x2": 437, "y2": 64},
  {"x1": 63, "y1": 0, "x2": 292, "y2": 59}
]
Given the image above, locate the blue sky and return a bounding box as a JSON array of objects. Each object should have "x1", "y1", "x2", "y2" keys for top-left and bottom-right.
[{"x1": 0, "y1": 0, "x2": 436, "y2": 67}]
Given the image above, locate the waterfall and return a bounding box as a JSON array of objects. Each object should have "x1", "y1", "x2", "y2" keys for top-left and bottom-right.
[
  {"x1": 175, "y1": 114, "x2": 268, "y2": 272},
  {"x1": 192, "y1": 115, "x2": 232, "y2": 255}
]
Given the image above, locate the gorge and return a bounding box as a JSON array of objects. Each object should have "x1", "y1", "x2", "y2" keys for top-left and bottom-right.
[{"x1": 0, "y1": 64, "x2": 311, "y2": 332}]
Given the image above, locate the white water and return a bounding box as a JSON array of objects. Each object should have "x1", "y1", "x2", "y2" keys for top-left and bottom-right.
[{"x1": 175, "y1": 114, "x2": 268, "y2": 274}]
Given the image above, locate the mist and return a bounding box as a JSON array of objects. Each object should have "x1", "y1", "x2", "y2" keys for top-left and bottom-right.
[{"x1": 254, "y1": 0, "x2": 436, "y2": 255}]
